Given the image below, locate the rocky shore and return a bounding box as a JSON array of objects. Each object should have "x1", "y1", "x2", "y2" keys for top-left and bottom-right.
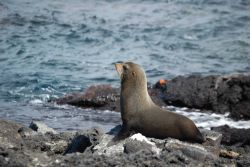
[
  {"x1": 2, "y1": 73, "x2": 250, "y2": 166},
  {"x1": 52, "y1": 73, "x2": 250, "y2": 120},
  {"x1": 1, "y1": 118, "x2": 250, "y2": 167}
]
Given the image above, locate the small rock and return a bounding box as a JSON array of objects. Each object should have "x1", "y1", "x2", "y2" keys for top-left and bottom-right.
[
  {"x1": 0, "y1": 119, "x2": 24, "y2": 150},
  {"x1": 236, "y1": 154, "x2": 250, "y2": 167},
  {"x1": 129, "y1": 133, "x2": 161, "y2": 155},
  {"x1": 220, "y1": 149, "x2": 240, "y2": 159},
  {"x1": 165, "y1": 139, "x2": 218, "y2": 161},
  {"x1": 211, "y1": 125, "x2": 250, "y2": 146},
  {"x1": 201, "y1": 129, "x2": 223, "y2": 147},
  {"x1": 29, "y1": 121, "x2": 57, "y2": 134},
  {"x1": 124, "y1": 139, "x2": 153, "y2": 154},
  {"x1": 201, "y1": 129, "x2": 222, "y2": 158},
  {"x1": 93, "y1": 133, "x2": 124, "y2": 156},
  {"x1": 64, "y1": 133, "x2": 91, "y2": 154},
  {"x1": 64, "y1": 128, "x2": 103, "y2": 155},
  {"x1": 51, "y1": 85, "x2": 120, "y2": 111}
]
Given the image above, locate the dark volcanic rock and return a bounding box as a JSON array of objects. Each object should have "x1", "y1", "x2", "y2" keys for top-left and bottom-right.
[
  {"x1": 211, "y1": 125, "x2": 250, "y2": 146},
  {"x1": 0, "y1": 119, "x2": 27, "y2": 150},
  {"x1": 162, "y1": 74, "x2": 250, "y2": 120},
  {"x1": 162, "y1": 75, "x2": 217, "y2": 109},
  {"x1": 51, "y1": 84, "x2": 165, "y2": 112},
  {"x1": 51, "y1": 84, "x2": 121, "y2": 111},
  {"x1": 64, "y1": 128, "x2": 103, "y2": 154},
  {"x1": 237, "y1": 154, "x2": 250, "y2": 167},
  {"x1": 52, "y1": 74, "x2": 250, "y2": 120},
  {"x1": 29, "y1": 121, "x2": 58, "y2": 134},
  {"x1": 148, "y1": 84, "x2": 166, "y2": 106},
  {"x1": 0, "y1": 119, "x2": 73, "y2": 166},
  {"x1": 64, "y1": 133, "x2": 91, "y2": 154},
  {"x1": 1, "y1": 118, "x2": 249, "y2": 167},
  {"x1": 53, "y1": 149, "x2": 197, "y2": 167},
  {"x1": 124, "y1": 139, "x2": 154, "y2": 154},
  {"x1": 215, "y1": 75, "x2": 250, "y2": 120}
]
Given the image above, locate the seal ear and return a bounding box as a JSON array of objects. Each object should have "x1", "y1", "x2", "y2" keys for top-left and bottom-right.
[{"x1": 132, "y1": 71, "x2": 136, "y2": 77}]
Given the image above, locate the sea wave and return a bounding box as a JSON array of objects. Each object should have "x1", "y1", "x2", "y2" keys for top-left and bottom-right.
[{"x1": 0, "y1": 0, "x2": 249, "y2": 131}]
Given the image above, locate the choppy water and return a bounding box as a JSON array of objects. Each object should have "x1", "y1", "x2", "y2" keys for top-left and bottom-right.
[{"x1": 0, "y1": 0, "x2": 250, "y2": 131}]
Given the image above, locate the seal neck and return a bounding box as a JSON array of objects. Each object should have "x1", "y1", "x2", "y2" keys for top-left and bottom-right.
[{"x1": 120, "y1": 80, "x2": 153, "y2": 113}]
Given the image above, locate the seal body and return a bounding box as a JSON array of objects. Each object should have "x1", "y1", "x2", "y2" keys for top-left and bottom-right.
[{"x1": 115, "y1": 62, "x2": 204, "y2": 143}]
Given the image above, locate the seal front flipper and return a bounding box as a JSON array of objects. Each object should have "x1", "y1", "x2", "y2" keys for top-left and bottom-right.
[
  {"x1": 196, "y1": 131, "x2": 205, "y2": 144},
  {"x1": 113, "y1": 126, "x2": 133, "y2": 141},
  {"x1": 107, "y1": 125, "x2": 133, "y2": 147}
]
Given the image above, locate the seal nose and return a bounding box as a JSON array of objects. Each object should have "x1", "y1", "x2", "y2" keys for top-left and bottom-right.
[{"x1": 115, "y1": 63, "x2": 123, "y2": 78}]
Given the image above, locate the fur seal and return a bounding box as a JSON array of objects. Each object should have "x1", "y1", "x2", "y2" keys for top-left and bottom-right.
[{"x1": 115, "y1": 62, "x2": 204, "y2": 143}]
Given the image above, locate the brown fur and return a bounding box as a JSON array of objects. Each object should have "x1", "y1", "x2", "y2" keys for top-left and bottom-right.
[{"x1": 115, "y1": 62, "x2": 204, "y2": 143}]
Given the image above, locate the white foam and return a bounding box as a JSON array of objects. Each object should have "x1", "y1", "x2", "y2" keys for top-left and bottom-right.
[
  {"x1": 49, "y1": 103, "x2": 73, "y2": 110},
  {"x1": 102, "y1": 110, "x2": 120, "y2": 115},
  {"x1": 183, "y1": 34, "x2": 199, "y2": 40},
  {"x1": 29, "y1": 99, "x2": 43, "y2": 104},
  {"x1": 163, "y1": 106, "x2": 250, "y2": 129}
]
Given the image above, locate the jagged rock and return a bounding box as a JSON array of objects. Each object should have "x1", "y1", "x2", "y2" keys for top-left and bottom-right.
[
  {"x1": 124, "y1": 139, "x2": 153, "y2": 154},
  {"x1": 64, "y1": 128, "x2": 103, "y2": 154},
  {"x1": 128, "y1": 133, "x2": 161, "y2": 155},
  {"x1": 53, "y1": 149, "x2": 197, "y2": 167},
  {"x1": 201, "y1": 129, "x2": 223, "y2": 148},
  {"x1": 162, "y1": 74, "x2": 250, "y2": 120},
  {"x1": 157, "y1": 129, "x2": 222, "y2": 161},
  {"x1": 211, "y1": 125, "x2": 250, "y2": 146},
  {"x1": 0, "y1": 119, "x2": 55, "y2": 166},
  {"x1": 0, "y1": 119, "x2": 25, "y2": 150},
  {"x1": 236, "y1": 154, "x2": 250, "y2": 167},
  {"x1": 29, "y1": 121, "x2": 58, "y2": 134},
  {"x1": 51, "y1": 84, "x2": 165, "y2": 112},
  {"x1": 1, "y1": 118, "x2": 248, "y2": 166},
  {"x1": 20, "y1": 128, "x2": 72, "y2": 156},
  {"x1": 162, "y1": 75, "x2": 217, "y2": 109},
  {"x1": 148, "y1": 85, "x2": 166, "y2": 107},
  {"x1": 220, "y1": 149, "x2": 240, "y2": 159},
  {"x1": 93, "y1": 126, "x2": 222, "y2": 162},
  {"x1": 0, "y1": 148, "x2": 51, "y2": 167},
  {"x1": 64, "y1": 133, "x2": 91, "y2": 154},
  {"x1": 50, "y1": 85, "x2": 121, "y2": 111},
  {"x1": 52, "y1": 74, "x2": 250, "y2": 120},
  {"x1": 93, "y1": 133, "x2": 124, "y2": 156}
]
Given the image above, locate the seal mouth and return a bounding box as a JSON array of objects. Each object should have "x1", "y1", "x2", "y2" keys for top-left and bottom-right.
[{"x1": 115, "y1": 63, "x2": 123, "y2": 79}]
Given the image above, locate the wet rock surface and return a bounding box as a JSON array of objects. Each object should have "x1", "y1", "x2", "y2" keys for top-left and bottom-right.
[
  {"x1": 162, "y1": 74, "x2": 250, "y2": 120},
  {"x1": 212, "y1": 125, "x2": 250, "y2": 167},
  {"x1": 52, "y1": 74, "x2": 250, "y2": 120},
  {"x1": 46, "y1": 74, "x2": 250, "y2": 166},
  {"x1": 29, "y1": 121, "x2": 58, "y2": 134},
  {"x1": 0, "y1": 119, "x2": 73, "y2": 167},
  {"x1": 50, "y1": 85, "x2": 121, "y2": 112},
  {"x1": 1, "y1": 118, "x2": 250, "y2": 167},
  {"x1": 64, "y1": 128, "x2": 103, "y2": 155},
  {"x1": 211, "y1": 125, "x2": 250, "y2": 146},
  {"x1": 51, "y1": 84, "x2": 165, "y2": 112}
]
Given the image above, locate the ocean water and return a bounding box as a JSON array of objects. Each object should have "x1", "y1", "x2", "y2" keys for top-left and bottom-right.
[{"x1": 0, "y1": 0, "x2": 250, "y2": 131}]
